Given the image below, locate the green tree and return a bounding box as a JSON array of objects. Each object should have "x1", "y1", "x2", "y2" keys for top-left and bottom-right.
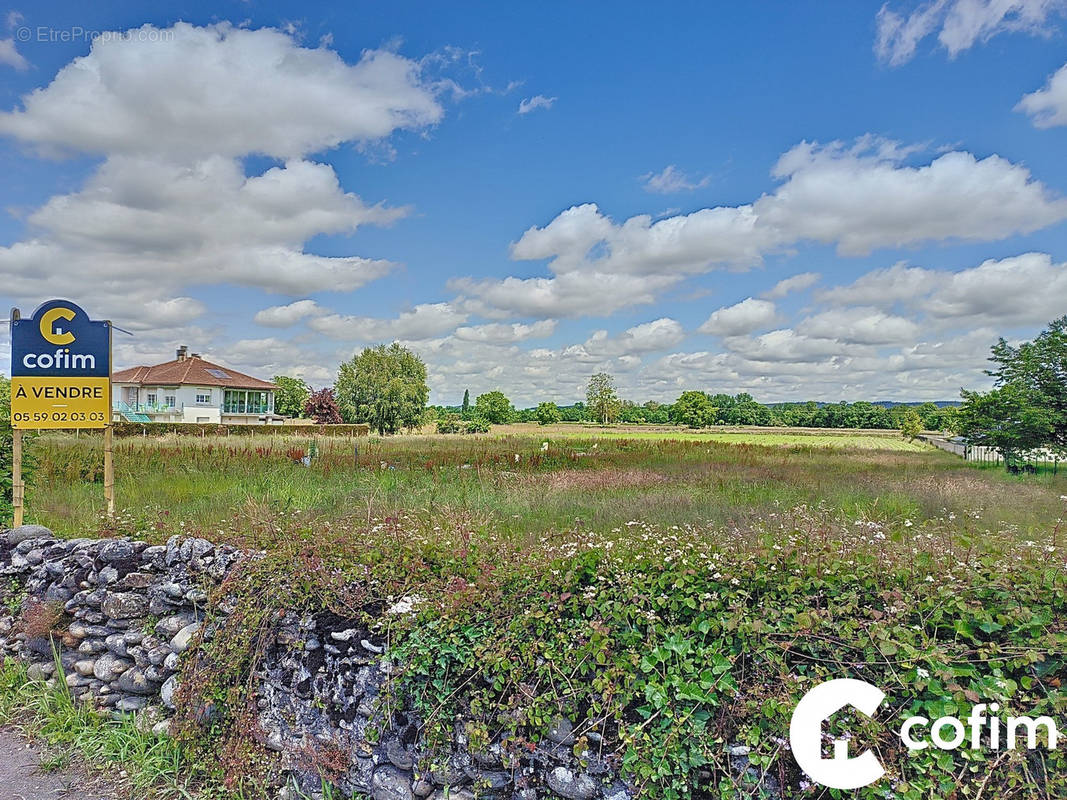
[
  {"x1": 535, "y1": 402, "x2": 562, "y2": 425},
  {"x1": 474, "y1": 391, "x2": 513, "y2": 425},
  {"x1": 586, "y1": 373, "x2": 620, "y2": 424},
  {"x1": 272, "y1": 375, "x2": 311, "y2": 418},
  {"x1": 959, "y1": 384, "x2": 1053, "y2": 466},
  {"x1": 641, "y1": 401, "x2": 669, "y2": 424},
  {"x1": 335, "y1": 343, "x2": 429, "y2": 435},
  {"x1": 900, "y1": 408, "x2": 923, "y2": 440},
  {"x1": 984, "y1": 316, "x2": 1067, "y2": 453},
  {"x1": 670, "y1": 391, "x2": 717, "y2": 428},
  {"x1": 461, "y1": 389, "x2": 470, "y2": 418},
  {"x1": 938, "y1": 407, "x2": 961, "y2": 435}
]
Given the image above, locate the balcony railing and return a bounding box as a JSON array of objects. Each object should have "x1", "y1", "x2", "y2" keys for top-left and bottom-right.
[{"x1": 113, "y1": 401, "x2": 181, "y2": 414}]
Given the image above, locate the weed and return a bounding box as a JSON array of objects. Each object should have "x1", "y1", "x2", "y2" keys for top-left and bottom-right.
[
  {"x1": 0, "y1": 658, "x2": 191, "y2": 798},
  {"x1": 19, "y1": 599, "x2": 66, "y2": 640}
]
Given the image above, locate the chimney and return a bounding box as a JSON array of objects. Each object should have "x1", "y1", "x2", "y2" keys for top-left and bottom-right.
[{"x1": 176, "y1": 345, "x2": 188, "y2": 361}]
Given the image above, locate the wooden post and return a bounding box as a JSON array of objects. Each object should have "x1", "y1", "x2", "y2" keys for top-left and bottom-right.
[
  {"x1": 104, "y1": 319, "x2": 114, "y2": 515},
  {"x1": 12, "y1": 428, "x2": 23, "y2": 527},
  {"x1": 103, "y1": 425, "x2": 115, "y2": 516}
]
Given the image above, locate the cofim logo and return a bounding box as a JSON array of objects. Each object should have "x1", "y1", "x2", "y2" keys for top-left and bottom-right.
[
  {"x1": 39, "y1": 306, "x2": 77, "y2": 345},
  {"x1": 20, "y1": 306, "x2": 96, "y2": 369},
  {"x1": 789, "y1": 679, "x2": 886, "y2": 790},
  {"x1": 789, "y1": 678, "x2": 1061, "y2": 790}
]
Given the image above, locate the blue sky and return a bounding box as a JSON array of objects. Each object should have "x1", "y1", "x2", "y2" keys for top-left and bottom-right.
[{"x1": 1, "y1": 1, "x2": 1067, "y2": 405}]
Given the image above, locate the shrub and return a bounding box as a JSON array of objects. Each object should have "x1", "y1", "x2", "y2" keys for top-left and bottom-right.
[
  {"x1": 436, "y1": 414, "x2": 490, "y2": 434},
  {"x1": 20, "y1": 599, "x2": 66, "y2": 640},
  {"x1": 304, "y1": 388, "x2": 343, "y2": 425},
  {"x1": 535, "y1": 402, "x2": 562, "y2": 425},
  {"x1": 463, "y1": 416, "x2": 490, "y2": 434},
  {"x1": 436, "y1": 414, "x2": 463, "y2": 434}
]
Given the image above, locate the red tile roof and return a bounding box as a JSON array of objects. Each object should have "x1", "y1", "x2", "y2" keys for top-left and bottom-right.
[{"x1": 112, "y1": 356, "x2": 277, "y2": 390}]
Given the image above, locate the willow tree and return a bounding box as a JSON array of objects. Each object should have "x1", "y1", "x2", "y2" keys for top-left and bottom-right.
[{"x1": 335, "y1": 343, "x2": 429, "y2": 435}]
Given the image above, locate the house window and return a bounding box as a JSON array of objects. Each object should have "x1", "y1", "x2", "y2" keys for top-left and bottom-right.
[
  {"x1": 146, "y1": 393, "x2": 157, "y2": 406},
  {"x1": 164, "y1": 395, "x2": 176, "y2": 408},
  {"x1": 223, "y1": 390, "x2": 269, "y2": 414},
  {"x1": 196, "y1": 391, "x2": 212, "y2": 404}
]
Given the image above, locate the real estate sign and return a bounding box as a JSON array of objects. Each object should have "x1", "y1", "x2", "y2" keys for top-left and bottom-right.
[{"x1": 10, "y1": 299, "x2": 112, "y2": 429}]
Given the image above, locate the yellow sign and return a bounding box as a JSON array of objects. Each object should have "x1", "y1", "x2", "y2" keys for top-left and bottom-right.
[{"x1": 10, "y1": 377, "x2": 111, "y2": 430}]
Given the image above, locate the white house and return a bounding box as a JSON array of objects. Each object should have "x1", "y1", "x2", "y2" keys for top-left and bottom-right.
[{"x1": 112, "y1": 346, "x2": 282, "y2": 425}]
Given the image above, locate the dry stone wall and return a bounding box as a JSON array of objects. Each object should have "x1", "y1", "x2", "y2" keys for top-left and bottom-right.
[{"x1": 0, "y1": 525, "x2": 634, "y2": 800}]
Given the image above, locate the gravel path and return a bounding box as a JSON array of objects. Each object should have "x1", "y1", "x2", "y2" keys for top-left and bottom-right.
[{"x1": 0, "y1": 727, "x2": 118, "y2": 800}]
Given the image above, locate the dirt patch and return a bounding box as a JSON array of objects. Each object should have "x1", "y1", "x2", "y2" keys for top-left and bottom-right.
[
  {"x1": 0, "y1": 726, "x2": 121, "y2": 800},
  {"x1": 536, "y1": 468, "x2": 669, "y2": 492}
]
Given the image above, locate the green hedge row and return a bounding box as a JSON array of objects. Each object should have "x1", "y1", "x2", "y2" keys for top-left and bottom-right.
[{"x1": 109, "y1": 422, "x2": 370, "y2": 437}]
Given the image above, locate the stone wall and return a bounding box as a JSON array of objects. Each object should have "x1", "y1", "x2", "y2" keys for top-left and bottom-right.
[
  {"x1": 0, "y1": 524, "x2": 237, "y2": 728},
  {"x1": 0, "y1": 525, "x2": 633, "y2": 800}
]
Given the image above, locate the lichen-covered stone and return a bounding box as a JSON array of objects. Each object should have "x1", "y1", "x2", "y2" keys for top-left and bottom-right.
[
  {"x1": 101, "y1": 592, "x2": 148, "y2": 619},
  {"x1": 170, "y1": 622, "x2": 201, "y2": 653},
  {"x1": 6, "y1": 525, "x2": 53, "y2": 545},
  {"x1": 115, "y1": 667, "x2": 159, "y2": 696},
  {"x1": 546, "y1": 767, "x2": 598, "y2": 800}
]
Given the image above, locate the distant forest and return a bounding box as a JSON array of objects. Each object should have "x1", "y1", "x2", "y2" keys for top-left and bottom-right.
[{"x1": 430, "y1": 393, "x2": 960, "y2": 431}]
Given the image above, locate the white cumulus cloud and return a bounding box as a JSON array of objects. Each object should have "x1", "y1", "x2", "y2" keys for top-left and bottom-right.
[
  {"x1": 0, "y1": 22, "x2": 442, "y2": 159},
  {"x1": 0, "y1": 22, "x2": 440, "y2": 345},
  {"x1": 254, "y1": 300, "x2": 324, "y2": 327},
  {"x1": 452, "y1": 320, "x2": 557, "y2": 344},
  {"x1": 698, "y1": 298, "x2": 779, "y2": 337},
  {"x1": 457, "y1": 137, "x2": 1066, "y2": 320},
  {"x1": 308, "y1": 302, "x2": 468, "y2": 342},
  {"x1": 763, "y1": 272, "x2": 820, "y2": 298},
  {"x1": 797, "y1": 307, "x2": 921, "y2": 345},
  {"x1": 1017, "y1": 62, "x2": 1067, "y2": 128}
]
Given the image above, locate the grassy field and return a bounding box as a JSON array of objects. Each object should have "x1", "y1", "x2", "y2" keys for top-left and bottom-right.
[
  {"x1": 504, "y1": 422, "x2": 933, "y2": 449},
  {"x1": 10, "y1": 425, "x2": 1067, "y2": 799},
  {"x1": 18, "y1": 425, "x2": 1063, "y2": 546}
]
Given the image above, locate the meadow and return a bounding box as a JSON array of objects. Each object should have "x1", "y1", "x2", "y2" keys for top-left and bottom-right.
[
  {"x1": 8, "y1": 426, "x2": 1067, "y2": 799},
  {"x1": 22, "y1": 425, "x2": 1060, "y2": 544}
]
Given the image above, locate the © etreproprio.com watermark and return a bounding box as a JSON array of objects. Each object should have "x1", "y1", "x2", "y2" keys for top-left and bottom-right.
[
  {"x1": 789, "y1": 678, "x2": 1061, "y2": 791},
  {"x1": 14, "y1": 25, "x2": 174, "y2": 44}
]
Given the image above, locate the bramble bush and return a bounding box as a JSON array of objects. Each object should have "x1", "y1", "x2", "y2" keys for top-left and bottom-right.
[{"x1": 164, "y1": 502, "x2": 1065, "y2": 799}]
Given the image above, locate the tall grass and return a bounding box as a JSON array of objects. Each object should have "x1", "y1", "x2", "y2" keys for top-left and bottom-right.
[
  {"x1": 25, "y1": 430, "x2": 1067, "y2": 544},
  {"x1": 0, "y1": 658, "x2": 192, "y2": 798}
]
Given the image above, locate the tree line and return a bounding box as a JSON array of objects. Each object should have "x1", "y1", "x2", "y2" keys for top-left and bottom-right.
[
  {"x1": 274, "y1": 352, "x2": 961, "y2": 435},
  {"x1": 271, "y1": 316, "x2": 1067, "y2": 460}
]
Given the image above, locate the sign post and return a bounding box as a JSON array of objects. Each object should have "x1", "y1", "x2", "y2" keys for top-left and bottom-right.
[
  {"x1": 12, "y1": 428, "x2": 22, "y2": 526},
  {"x1": 10, "y1": 300, "x2": 114, "y2": 521}
]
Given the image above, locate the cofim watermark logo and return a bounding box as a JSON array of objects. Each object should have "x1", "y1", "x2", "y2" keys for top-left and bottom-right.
[{"x1": 789, "y1": 678, "x2": 1061, "y2": 791}]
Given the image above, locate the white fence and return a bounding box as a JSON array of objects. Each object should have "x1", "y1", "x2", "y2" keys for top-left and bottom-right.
[
  {"x1": 921, "y1": 436, "x2": 1002, "y2": 464},
  {"x1": 921, "y1": 435, "x2": 1062, "y2": 471}
]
